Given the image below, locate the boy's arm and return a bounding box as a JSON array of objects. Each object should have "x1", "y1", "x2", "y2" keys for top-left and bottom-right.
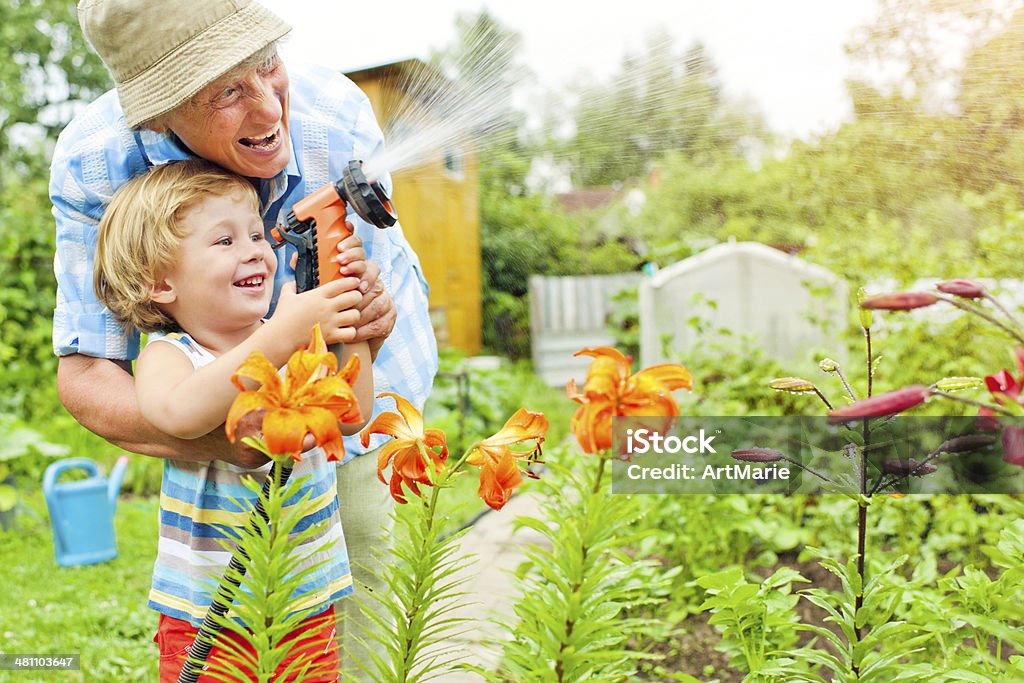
[
  {"x1": 339, "y1": 340, "x2": 374, "y2": 435},
  {"x1": 135, "y1": 324, "x2": 305, "y2": 440},
  {"x1": 135, "y1": 279, "x2": 364, "y2": 440},
  {"x1": 57, "y1": 353, "x2": 269, "y2": 467}
]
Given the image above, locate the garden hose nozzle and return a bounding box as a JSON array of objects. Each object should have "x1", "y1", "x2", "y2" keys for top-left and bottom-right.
[{"x1": 271, "y1": 159, "x2": 397, "y2": 294}]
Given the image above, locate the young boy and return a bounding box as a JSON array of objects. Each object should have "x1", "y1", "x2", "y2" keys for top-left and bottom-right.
[{"x1": 93, "y1": 158, "x2": 372, "y2": 682}]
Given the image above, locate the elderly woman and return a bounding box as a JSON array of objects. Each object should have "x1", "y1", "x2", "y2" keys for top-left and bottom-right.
[{"x1": 51, "y1": 0, "x2": 437, "y2": 677}]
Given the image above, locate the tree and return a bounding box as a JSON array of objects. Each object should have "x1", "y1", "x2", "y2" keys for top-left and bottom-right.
[
  {"x1": 0, "y1": 0, "x2": 109, "y2": 163},
  {"x1": 844, "y1": 0, "x2": 1012, "y2": 109},
  {"x1": 0, "y1": 0, "x2": 110, "y2": 417}
]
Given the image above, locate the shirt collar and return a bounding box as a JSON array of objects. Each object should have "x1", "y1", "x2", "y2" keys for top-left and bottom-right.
[{"x1": 135, "y1": 127, "x2": 302, "y2": 217}]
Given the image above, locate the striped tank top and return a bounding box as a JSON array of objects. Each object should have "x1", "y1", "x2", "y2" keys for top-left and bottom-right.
[{"x1": 145, "y1": 332, "x2": 353, "y2": 626}]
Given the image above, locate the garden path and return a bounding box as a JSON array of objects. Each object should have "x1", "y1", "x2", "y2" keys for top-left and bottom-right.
[{"x1": 436, "y1": 489, "x2": 549, "y2": 682}]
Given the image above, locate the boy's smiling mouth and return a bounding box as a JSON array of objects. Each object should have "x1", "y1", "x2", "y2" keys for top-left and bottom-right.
[{"x1": 234, "y1": 275, "x2": 265, "y2": 288}]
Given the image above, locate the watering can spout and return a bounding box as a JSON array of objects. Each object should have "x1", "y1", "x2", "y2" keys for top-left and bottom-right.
[{"x1": 108, "y1": 456, "x2": 128, "y2": 510}]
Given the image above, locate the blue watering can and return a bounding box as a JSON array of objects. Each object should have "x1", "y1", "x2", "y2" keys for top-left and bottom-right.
[{"x1": 43, "y1": 456, "x2": 129, "y2": 567}]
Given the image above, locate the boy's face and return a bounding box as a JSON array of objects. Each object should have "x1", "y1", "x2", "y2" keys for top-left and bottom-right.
[{"x1": 152, "y1": 191, "x2": 276, "y2": 335}]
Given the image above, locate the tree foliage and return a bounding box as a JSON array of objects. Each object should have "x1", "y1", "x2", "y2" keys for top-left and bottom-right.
[
  {"x1": 563, "y1": 35, "x2": 764, "y2": 187},
  {"x1": 0, "y1": 0, "x2": 110, "y2": 417},
  {"x1": 0, "y1": 0, "x2": 109, "y2": 163}
]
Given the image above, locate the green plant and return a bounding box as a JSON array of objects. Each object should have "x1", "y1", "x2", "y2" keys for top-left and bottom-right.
[
  {"x1": 0, "y1": 414, "x2": 70, "y2": 517},
  {"x1": 203, "y1": 473, "x2": 339, "y2": 682},
  {"x1": 786, "y1": 550, "x2": 934, "y2": 682},
  {"x1": 478, "y1": 449, "x2": 674, "y2": 682},
  {"x1": 695, "y1": 566, "x2": 807, "y2": 679},
  {"x1": 353, "y1": 397, "x2": 548, "y2": 682}
]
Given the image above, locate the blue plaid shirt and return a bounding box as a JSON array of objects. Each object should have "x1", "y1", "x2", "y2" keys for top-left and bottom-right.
[{"x1": 50, "y1": 62, "x2": 438, "y2": 461}]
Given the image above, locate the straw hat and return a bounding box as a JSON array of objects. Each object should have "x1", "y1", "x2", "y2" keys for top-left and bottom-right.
[{"x1": 78, "y1": 0, "x2": 292, "y2": 128}]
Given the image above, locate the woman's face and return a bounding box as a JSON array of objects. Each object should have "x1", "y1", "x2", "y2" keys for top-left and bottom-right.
[{"x1": 162, "y1": 53, "x2": 291, "y2": 179}]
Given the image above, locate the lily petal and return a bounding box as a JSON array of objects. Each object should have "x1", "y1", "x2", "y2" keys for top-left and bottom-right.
[
  {"x1": 225, "y1": 392, "x2": 277, "y2": 442},
  {"x1": 379, "y1": 392, "x2": 424, "y2": 436},
  {"x1": 231, "y1": 351, "x2": 282, "y2": 394},
  {"x1": 262, "y1": 408, "x2": 309, "y2": 459}
]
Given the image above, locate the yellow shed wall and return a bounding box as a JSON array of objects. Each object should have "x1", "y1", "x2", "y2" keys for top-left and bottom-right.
[{"x1": 348, "y1": 68, "x2": 482, "y2": 354}]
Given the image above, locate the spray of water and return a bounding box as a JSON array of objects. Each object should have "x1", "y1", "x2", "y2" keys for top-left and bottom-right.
[{"x1": 361, "y1": 19, "x2": 523, "y2": 182}]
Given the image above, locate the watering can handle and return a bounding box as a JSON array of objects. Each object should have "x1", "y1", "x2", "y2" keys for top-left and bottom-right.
[{"x1": 42, "y1": 458, "x2": 100, "y2": 504}]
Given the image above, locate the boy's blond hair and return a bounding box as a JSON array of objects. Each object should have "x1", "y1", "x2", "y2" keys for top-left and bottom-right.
[{"x1": 94, "y1": 159, "x2": 260, "y2": 333}]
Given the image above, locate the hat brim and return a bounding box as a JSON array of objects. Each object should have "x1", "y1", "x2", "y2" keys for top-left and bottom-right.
[{"x1": 118, "y1": 3, "x2": 291, "y2": 128}]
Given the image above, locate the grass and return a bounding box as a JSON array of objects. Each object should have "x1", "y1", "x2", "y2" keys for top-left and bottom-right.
[
  {"x1": 0, "y1": 462, "x2": 501, "y2": 682},
  {"x1": 0, "y1": 491, "x2": 159, "y2": 681}
]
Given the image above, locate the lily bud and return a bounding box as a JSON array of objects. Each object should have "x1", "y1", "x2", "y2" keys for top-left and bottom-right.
[
  {"x1": 769, "y1": 377, "x2": 816, "y2": 394},
  {"x1": 934, "y1": 377, "x2": 984, "y2": 392},
  {"x1": 819, "y1": 358, "x2": 839, "y2": 373},
  {"x1": 861, "y1": 292, "x2": 939, "y2": 310},
  {"x1": 936, "y1": 279, "x2": 985, "y2": 299},
  {"x1": 883, "y1": 459, "x2": 938, "y2": 476},
  {"x1": 827, "y1": 385, "x2": 930, "y2": 424},
  {"x1": 731, "y1": 448, "x2": 785, "y2": 462},
  {"x1": 938, "y1": 434, "x2": 996, "y2": 453}
]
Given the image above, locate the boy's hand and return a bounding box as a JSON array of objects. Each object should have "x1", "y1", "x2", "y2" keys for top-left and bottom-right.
[
  {"x1": 274, "y1": 278, "x2": 363, "y2": 346},
  {"x1": 335, "y1": 233, "x2": 367, "y2": 280}
]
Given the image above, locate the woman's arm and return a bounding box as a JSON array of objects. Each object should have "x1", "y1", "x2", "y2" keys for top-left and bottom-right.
[{"x1": 57, "y1": 353, "x2": 270, "y2": 467}]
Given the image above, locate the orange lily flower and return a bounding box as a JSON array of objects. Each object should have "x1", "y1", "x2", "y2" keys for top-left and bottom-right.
[
  {"x1": 566, "y1": 347, "x2": 692, "y2": 453},
  {"x1": 466, "y1": 408, "x2": 549, "y2": 510},
  {"x1": 226, "y1": 325, "x2": 362, "y2": 462},
  {"x1": 361, "y1": 392, "x2": 448, "y2": 504}
]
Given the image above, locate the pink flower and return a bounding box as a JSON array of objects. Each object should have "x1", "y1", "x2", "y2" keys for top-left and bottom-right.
[{"x1": 1002, "y1": 427, "x2": 1024, "y2": 467}]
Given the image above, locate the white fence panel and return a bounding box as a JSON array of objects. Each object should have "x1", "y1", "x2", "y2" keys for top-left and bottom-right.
[
  {"x1": 639, "y1": 242, "x2": 848, "y2": 369},
  {"x1": 529, "y1": 273, "x2": 642, "y2": 387}
]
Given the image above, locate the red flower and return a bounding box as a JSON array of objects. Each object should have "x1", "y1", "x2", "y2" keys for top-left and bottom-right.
[
  {"x1": 983, "y1": 347, "x2": 1024, "y2": 408},
  {"x1": 827, "y1": 386, "x2": 930, "y2": 424},
  {"x1": 860, "y1": 292, "x2": 939, "y2": 310}
]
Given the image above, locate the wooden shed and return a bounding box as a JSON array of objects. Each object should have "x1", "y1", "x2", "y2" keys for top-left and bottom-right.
[{"x1": 345, "y1": 59, "x2": 482, "y2": 354}]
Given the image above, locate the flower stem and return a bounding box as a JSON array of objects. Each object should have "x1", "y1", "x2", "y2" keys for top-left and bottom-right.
[
  {"x1": 865, "y1": 328, "x2": 874, "y2": 399},
  {"x1": 929, "y1": 390, "x2": 1014, "y2": 415},
  {"x1": 984, "y1": 292, "x2": 1024, "y2": 338},
  {"x1": 779, "y1": 455, "x2": 832, "y2": 484},
  {"x1": 592, "y1": 453, "x2": 608, "y2": 495},
  {"x1": 834, "y1": 364, "x2": 859, "y2": 402},
  {"x1": 813, "y1": 387, "x2": 834, "y2": 411},
  {"x1": 937, "y1": 294, "x2": 1024, "y2": 345}
]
